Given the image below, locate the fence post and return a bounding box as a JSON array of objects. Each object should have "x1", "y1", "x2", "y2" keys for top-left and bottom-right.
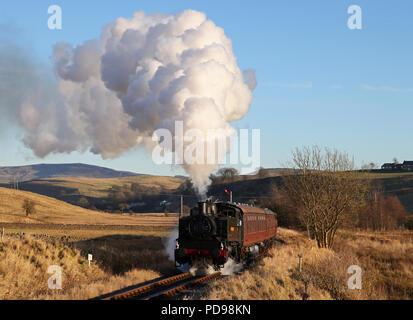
[{"x1": 298, "y1": 254, "x2": 303, "y2": 273}]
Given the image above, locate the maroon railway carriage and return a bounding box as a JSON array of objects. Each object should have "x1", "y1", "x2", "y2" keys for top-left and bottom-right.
[
  {"x1": 175, "y1": 201, "x2": 278, "y2": 270},
  {"x1": 241, "y1": 204, "x2": 277, "y2": 246}
]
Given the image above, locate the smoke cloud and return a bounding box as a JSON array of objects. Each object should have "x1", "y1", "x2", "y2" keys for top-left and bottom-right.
[{"x1": 2, "y1": 10, "x2": 256, "y2": 195}]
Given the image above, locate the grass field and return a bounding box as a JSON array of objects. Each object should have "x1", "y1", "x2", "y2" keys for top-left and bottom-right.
[
  {"x1": 0, "y1": 188, "x2": 178, "y2": 299},
  {"x1": 202, "y1": 228, "x2": 413, "y2": 300},
  {"x1": 4, "y1": 170, "x2": 413, "y2": 215},
  {"x1": 0, "y1": 223, "x2": 173, "y2": 240},
  {"x1": 0, "y1": 187, "x2": 178, "y2": 227},
  {"x1": 0, "y1": 234, "x2": 170, "y2": 299},
  {"x1": 0, "y1": 174, "x2": 186, "y2": 213},
  {"x1": 1, "y1": 172, "x2": 412, "y2": 300},
  {"x1": 15, "y1": 175, "x2": 184, "y2": 199},
  {"x1": 0, "y1": 222, "x2": 411, "y2": 299}
]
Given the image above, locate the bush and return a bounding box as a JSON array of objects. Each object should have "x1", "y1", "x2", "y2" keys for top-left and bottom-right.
[
  {"x1": 404, "y1": 216, "x2": 413, "y2": 230},
  {"x1": 22, "y1": 199, "x2": 36, "y2": 217},
  {"x1": 77, "y1": 197, "x2": 90, "y2": 208}
]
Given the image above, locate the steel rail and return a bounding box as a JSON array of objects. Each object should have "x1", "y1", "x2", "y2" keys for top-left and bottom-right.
[
  {"x1": 99, "y1": 272, "x2": 192, "y2": 300},
  {"x1": 142, "y1": 272, "x2": 222, "y2": 300}
]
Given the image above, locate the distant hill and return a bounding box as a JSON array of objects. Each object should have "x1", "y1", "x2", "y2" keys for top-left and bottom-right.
[
  {"x1": 362, "y1": 171, "x2": 413, "y2": 215},
  {"x1": 0, "y1": 163, "x2": 139, "y2": 183},
  {"x1": 1, "y1": 164, "x2": 412, "y2": 215},
  {"x1": 208, "y1": 171, "x2": 413, "y2": 215},
  {"x1": 0, "y1": 187, "x2": 177, "y2": 226},
  {"x1": 0, "y1": 175, "x2": 186, "y2": 213}
]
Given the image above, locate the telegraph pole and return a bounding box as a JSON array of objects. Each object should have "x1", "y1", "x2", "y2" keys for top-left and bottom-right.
[{"x1": 180, "y1": 195, "x2": 183, "y2": 217}]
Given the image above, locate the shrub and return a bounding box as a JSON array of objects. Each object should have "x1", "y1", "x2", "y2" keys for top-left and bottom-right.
[{"x1": 22, "y1": 199, "x2": 36, "y2": 217}]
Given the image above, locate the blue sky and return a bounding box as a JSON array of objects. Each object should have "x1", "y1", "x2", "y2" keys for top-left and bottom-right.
[{"x1": 0, "y1": 1, "x2": 412, "y2": 175}]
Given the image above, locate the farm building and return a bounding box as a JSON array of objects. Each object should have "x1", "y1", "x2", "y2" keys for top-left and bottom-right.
[
  {"x1": 402, "y1": 161, "x2": 413, "y2": 171},
  {"x1": 381, "y1": 161, "x2": 413, "y2": 171}
]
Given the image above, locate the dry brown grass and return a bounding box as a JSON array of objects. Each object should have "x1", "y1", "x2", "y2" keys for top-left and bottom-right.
[
  {"x1": 1, "y1": 212, "x2": 411, "y2": 300},
  {"x1": 0, "y1": 235, "x2": 163, "y2": 299},
  {"x1": 0, "y1": 188, "x2": 178, "y2": 299},
  {"x1": 25, "y1": 175, "x2": 184, "y2": 199},
  {"x1": 0, "y1": 187, "x2": 178, "y2": 226},
  {"x1": 73, "y1": 234, "x2": 175, "y2": 275},
  {"x1": 1, "y1": 224, "x2": 170, "y2": 240},
  {"x1": 203, "y1": 228, "x2": 413, "y2": 300},
  {"x1": 334, "y1": 230, "x2": 413, "y2": 299}
]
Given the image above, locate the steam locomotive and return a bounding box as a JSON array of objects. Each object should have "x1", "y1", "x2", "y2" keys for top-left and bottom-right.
[{"x1": 174, "y1": 200, "x2": 278, "y2": 270}]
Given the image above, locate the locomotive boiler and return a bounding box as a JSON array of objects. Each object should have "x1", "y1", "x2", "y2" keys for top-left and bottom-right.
[{"x1": 174, "y1": 200, "x2": 278, "y2": 270}]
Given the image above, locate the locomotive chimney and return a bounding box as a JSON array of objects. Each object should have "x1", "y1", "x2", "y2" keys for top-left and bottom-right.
[{"x1": 198, "y1": 202, "x2": 207, "y2": 215}]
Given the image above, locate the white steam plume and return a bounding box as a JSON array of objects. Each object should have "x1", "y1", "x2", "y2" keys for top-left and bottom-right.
[{"x1": 9, "y1": 10, "x2": 257, "y2": 194}]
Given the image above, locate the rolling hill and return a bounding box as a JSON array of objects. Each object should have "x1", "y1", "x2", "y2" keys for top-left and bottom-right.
[
  {"x1": 0, "y1": 163, "x2": 139, "y2": 183},
  {"x1": 208, "y1": 171, "x2": 413, "y2": 214},
  {"x1": 0, "y1": 174, "x2": 187, "y2": 213},
  {"x1": 0, "y1": 187, "x2": 177, "y2": 226},
  {"x1": 1, "y1": 163, "x2": 412, "y2": 215},
  {"x1": 362, "y1": 171, "x2": 413, "y2": 214}
]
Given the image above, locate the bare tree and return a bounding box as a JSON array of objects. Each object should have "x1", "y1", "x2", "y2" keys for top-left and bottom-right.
[
  {"x1": 259, "y1": 183, "x2": 300, "y2": 229},
  {"x1": 210, "y1": 168, "x2": 240, "y2": 184},
  {"x1": 22, "y1": 199, "x2": 36, "y2": 217},
  {"x1": 369, "y1": 162, "x2": 377, "y2": 170},
  {"x1": 118, "y1": 203, "x2": 129, "y2": 213},
  {"x1": 283, "y1": 146, "x2": 369, "y2": 248},
  {"x1": 361, "y1": 162, "x2": 378, "y2": 171},
  {"x1": 357, "y1": 193, "x2": 408, "y2": 231}
]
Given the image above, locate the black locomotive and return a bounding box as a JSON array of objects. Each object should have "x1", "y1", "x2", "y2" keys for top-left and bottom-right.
[{"x1": 174, "y1": 200, "x2": 278, "y2": 270}]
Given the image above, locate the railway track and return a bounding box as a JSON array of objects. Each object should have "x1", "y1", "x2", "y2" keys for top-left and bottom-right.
[
  {"x1": 95, "y1": 271, "x2": 222, "y2": 300},
  {"x1": 94, "y1": 239, "x2": 278, "y2": 301}
]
